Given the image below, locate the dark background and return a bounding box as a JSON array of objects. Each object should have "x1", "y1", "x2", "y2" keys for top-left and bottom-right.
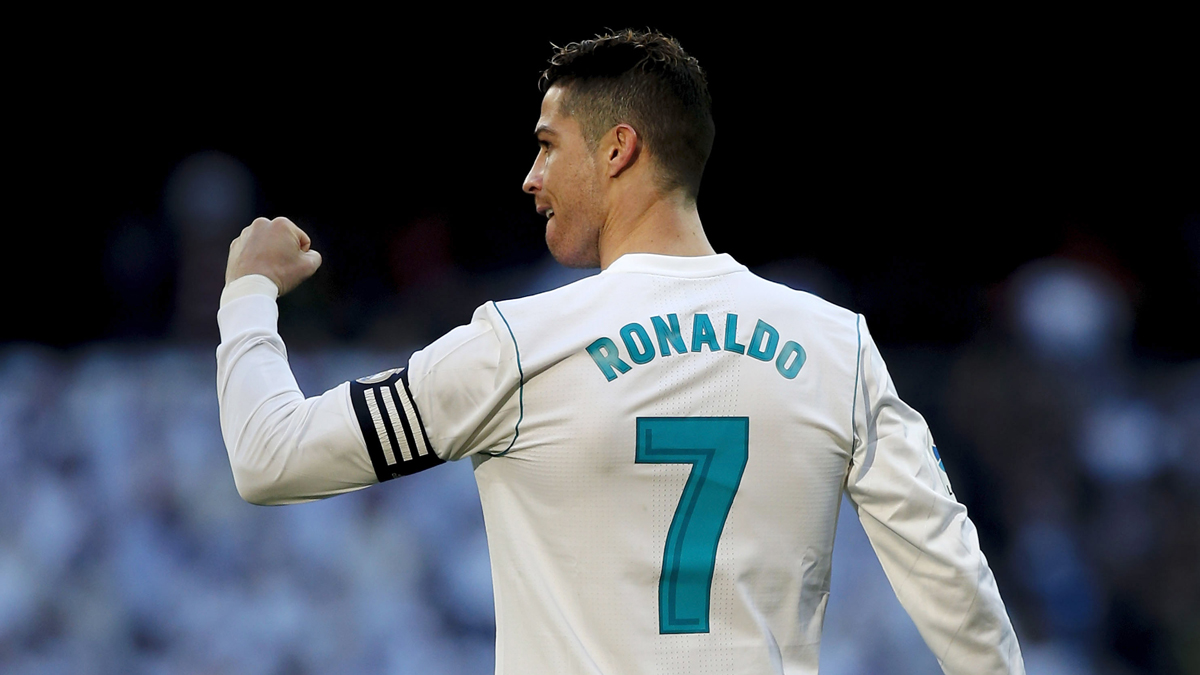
[{"x1": 9, "y1": 14, "x2": 1197, "y2": 357}]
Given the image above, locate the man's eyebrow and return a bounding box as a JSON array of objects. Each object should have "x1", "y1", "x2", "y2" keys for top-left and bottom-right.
[{"x1": 534, "y1": 125, "x2": 558, "y2": 137}]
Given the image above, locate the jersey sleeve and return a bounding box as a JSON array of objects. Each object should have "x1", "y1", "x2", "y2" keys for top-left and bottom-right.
[
  {"x1": 845, "y1": 317, "x2": 1025, "y2": 675},
  {"x1": 217, "y1": 288, "x2": 378, "y2": 505},
  {"x1": 217, "y1": 286, "x2": 521, "y2": 505},
  {"x1": 350, "y1": 300, "x2": 522, "y2": 467},
  {"x1": 403, "y1": 301, "x2": 523, "y2": 462}
]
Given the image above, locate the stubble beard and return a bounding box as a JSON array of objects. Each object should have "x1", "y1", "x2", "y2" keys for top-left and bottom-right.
[
  {"x1": 546, "y1": 214, "x2": 601, "y2": 269},
  {"x1": 547, "y1": 178, "x2": 604, "y2": 269}
]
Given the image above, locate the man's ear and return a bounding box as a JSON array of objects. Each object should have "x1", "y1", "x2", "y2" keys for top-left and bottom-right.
[{"x1": 603, "y1": 124, "x2": 640, "y2": 178}]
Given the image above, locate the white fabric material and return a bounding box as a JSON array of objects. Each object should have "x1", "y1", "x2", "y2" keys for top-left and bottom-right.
[
  {"x1": 219, "y1": 273, "x2": 279, "y2": 308},
  {"x1": 215, "y1": 253, "x2": 1024, "y2": 674},
  {"x1": 217, "y1": 290, "x2": 374, "y2": 504},
  {"x1": 848, "y1": 320, "x2": 1024, "y2": 673}
]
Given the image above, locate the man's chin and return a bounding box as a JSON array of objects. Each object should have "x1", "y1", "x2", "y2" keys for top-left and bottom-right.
[{"x1": 546, "y1": 231, "x2": 600, "y2": 269}]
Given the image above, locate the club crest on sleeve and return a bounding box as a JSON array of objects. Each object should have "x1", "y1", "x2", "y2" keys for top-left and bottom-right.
[
  {"x1": 930, "y1": 443, "x2": 954, "y2": 497},
  {"x1": 357, "y1": 368, "x2": 405, "y2": 385}
]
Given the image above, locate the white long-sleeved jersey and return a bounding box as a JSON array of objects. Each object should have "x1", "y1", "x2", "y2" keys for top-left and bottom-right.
[{"x1": 217, "y1": 253, "x2": 1024, "y2": 674}]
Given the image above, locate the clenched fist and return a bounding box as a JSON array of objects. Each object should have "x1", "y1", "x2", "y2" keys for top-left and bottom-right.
[{"x1": 226, "y1": 217, "x2": 323, "y2": 295}]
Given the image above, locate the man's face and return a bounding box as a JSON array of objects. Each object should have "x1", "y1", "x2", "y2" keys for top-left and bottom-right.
[{"x1": 523, "y1": 86, "x2": 606, "y2": 268}]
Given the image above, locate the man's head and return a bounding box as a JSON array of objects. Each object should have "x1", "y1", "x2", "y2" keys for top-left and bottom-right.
[
  {"x1": 540, "y1": 29, "x2": 715, "y2": 201},
  {"x1": 523, "y1": 29, "x2": 715, "y2": 268}
]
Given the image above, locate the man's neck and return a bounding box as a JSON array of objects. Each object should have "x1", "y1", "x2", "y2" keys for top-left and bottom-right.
[{"x1": 598, "y1": 193, "x2": 715, "y2": 269}]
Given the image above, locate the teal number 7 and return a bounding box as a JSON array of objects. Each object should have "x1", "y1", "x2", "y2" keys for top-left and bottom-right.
[{"x1": 636, "y1": 417, "x2": 749, "y2": 634}]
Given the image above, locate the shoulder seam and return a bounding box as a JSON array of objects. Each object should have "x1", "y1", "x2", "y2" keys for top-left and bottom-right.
[
  {"x1": 481, "y1": 301, "x2": 524, "y2": 457},
  {"x1": 851, "y1": 314, "x2": 862, "y2": 454}
]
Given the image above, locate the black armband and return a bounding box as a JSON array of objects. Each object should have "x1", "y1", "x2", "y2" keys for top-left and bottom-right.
[{"x1": 349, "y1": 367, "x2": 442, "y2": 481}]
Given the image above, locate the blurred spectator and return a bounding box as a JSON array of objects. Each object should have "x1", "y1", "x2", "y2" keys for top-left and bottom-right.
[{"x1": 945, "y1": 253, "x2": 1199, "y2": 674}]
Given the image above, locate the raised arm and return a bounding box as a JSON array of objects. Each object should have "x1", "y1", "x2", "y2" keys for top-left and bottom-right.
[
  {"x1": 217, "y1": 217, "x2": 516, "y2": 505},
  {"x1": 217, "y1": 217, "x2": 376, "y2": 504},
  {"x1": 844, "y1": 318, "x2": 1025, "y2": 674}
]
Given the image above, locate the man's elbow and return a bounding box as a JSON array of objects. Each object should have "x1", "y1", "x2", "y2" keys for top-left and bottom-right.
[
  {"x1": 222, "y1": 404, "x2": 305, "y2": 506},
  {"x1": 226, "y1": 435, "x2": 299, "y2": 505},
  {"x1": 230, "y1": 465, "x2": 289, "y2": 505}
]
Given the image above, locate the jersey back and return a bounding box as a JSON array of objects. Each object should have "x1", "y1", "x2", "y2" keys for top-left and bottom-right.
[{"x1": 405, "y1": 254, "x2": 862, "y2": 675}]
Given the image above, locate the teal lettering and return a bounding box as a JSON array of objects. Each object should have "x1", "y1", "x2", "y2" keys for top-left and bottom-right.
[
  {"x1": 723, "y1": 313, "x2": 746, "y2": 355},
  {"x1": 691, "y1": 313, "x2": 721, "y2": 353},
  {"x1": 775, "y1": 341, "x2": 806, "y2": 379},
  {"x1": 620, "y1": 323, "x2": 656, "y2": 365},
  {"x1": 747, "y1": 320, "x2": 779, "y2": 362},
  {"x1": 586, "y1": 337, "x2": 632, "y2": 381},
  {"x1": 651, "y1": 314, "x2": 688, "y2": 356}
]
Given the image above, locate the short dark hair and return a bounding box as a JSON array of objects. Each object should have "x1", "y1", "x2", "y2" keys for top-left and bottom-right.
[{"x1": 539, "y1": 29, "x2": 715, "y2": 202}]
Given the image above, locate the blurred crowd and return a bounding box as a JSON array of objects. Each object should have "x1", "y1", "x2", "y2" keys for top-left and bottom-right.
[{"x1": 2, "y1": 151, "x2": 1197, "y2": 674}]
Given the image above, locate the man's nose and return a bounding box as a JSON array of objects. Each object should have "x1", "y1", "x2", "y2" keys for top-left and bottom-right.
[{"x1": 523, "y1": 164, "x2": 541, "y2": 194}]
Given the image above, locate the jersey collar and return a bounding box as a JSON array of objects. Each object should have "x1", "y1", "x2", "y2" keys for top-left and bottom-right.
[{"x1": 601, "y1": 253, "x2": 747, "y2": 278}]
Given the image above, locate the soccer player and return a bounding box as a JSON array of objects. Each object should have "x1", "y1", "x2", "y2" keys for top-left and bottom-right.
[{"x1": 217, "y1": 29, "x2": 1025, "y2": 674}]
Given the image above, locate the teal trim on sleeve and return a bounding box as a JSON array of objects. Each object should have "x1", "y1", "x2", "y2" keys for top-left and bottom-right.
[
  {"x1": 480, "y1": 301, "x2": 524, "y2": 457},
  {"x1": 850, "y1": 314, "x2": 862, "y2": 452}
]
